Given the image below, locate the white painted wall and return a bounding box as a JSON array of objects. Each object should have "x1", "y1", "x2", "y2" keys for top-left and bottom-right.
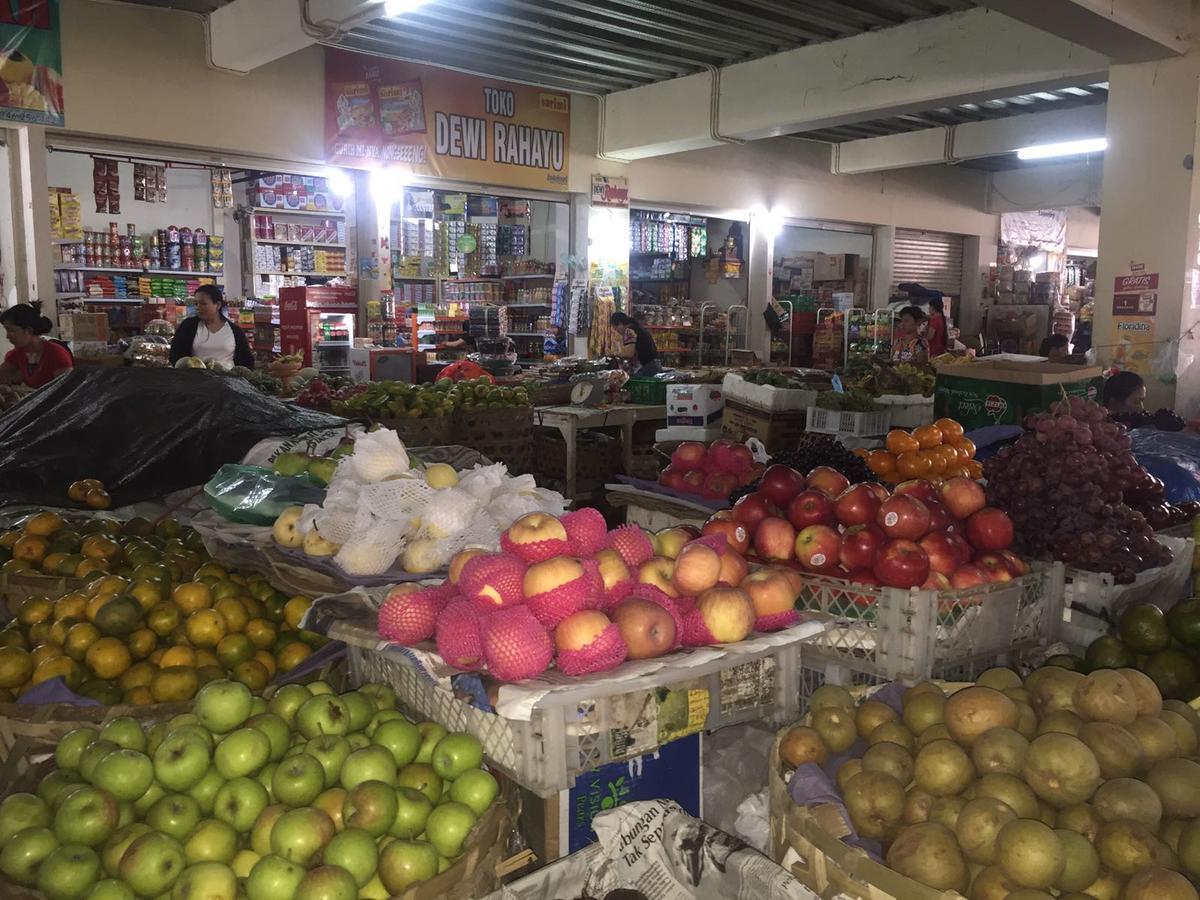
[{"x1": 1066, "y1": 206, "x2": 1101, "y2": 253}]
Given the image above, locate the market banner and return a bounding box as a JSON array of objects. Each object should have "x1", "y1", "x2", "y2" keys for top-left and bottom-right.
[
  {"x1": 324, "y1": 48, "x2": 570, "y2": 192},
  {"x1": 0, "y1": 0, "x2": 63, "y2": 126}
]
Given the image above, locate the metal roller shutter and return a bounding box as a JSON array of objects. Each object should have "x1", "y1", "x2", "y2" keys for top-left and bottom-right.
[{"x1": 892, "y1": 229, "x2": 964, "y2": 297}]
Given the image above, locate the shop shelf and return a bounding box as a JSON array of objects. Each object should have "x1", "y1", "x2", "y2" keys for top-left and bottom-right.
[
  {"x1": 505, "y1": 303, "x2": 551, "y2": 309},
  {"x1": 500, "y1": 273, "x2": 555, "y2": 280},
  {"x1": 53, "y1": 265, "x2": 224, "y2": 278},
  {"x1": 251, "y1": 237, "x2": 347, "y2": 249},
  {"x1": 254, "y1": 270, "x2": 346, "y2": 277},
  {"x1": 251, "y1": 206, "x2": 345, "y2": 218},
  {"x1": 505, "y1": 332, "x2": 547, "y2": 338}
]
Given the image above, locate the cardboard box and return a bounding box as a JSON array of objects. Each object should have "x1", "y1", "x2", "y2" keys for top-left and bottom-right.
[
  {"x1": 721, "y1": 372, "x2": 821, "y2": 413},
  {"x1": 721, "y1": 399, "x2": 806, "y2": 452},
  {"x1": 666, "y1": 384, "x2": 724, "y2": 426},
  {"x1": 59, "y1": 313, "x2": 109, "y2": 343},
  {"x1": 349, "y1": 347, "x2": 415, "y2": 383},
  {"x1": 934, "y1": 358, "x2": 1103, "y2": 430},
  {"x1": 813, "y1": 252, "x2": 857, "y2": 282}
]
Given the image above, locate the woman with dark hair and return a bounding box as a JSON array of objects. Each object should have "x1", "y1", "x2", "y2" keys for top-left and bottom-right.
[
  {"x1": 1103, "y1": 370, "x2": 1147, "y2": 414},
  {"x1": 169, "y1": 284, "x2": 254, "y2": 369},
  {"x1": 1039, "y1": 333, "x2": 1070, "y2": 362},
  {"x1": 890, "y1": 305, "x2": 929, "y2": 365},
  {"x1": 925, "y1": 297, "x2": 948, "y2": 357},
  {"x1": 0, "y1": 302, "x2": 73, "y2": 388},
  {"x1": 610, "y1": 310, "x2": 662, "y2": 376}
]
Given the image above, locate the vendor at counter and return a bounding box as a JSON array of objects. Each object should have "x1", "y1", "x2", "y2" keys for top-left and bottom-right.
[
  {"x1": 1104, "y1": 370, "x2": 1147, "y2": 414},
  {"x1": 890, "y1": 306, "x2": 930, "y2": 365},
  {"x1": 611, "y1": 311, "x2": 662, "y2": 376},
  {"x1": 169, "y1": 285, "x2": 254, "y2": 369},
  {"x1": 1039, "y1": 333, "x2": 1071, "y2": 362},
  {"x1": 0, "y1": 303, "x2": 73, "y2": 388}
]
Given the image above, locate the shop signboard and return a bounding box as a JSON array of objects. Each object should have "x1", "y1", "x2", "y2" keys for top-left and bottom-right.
[
  {"x1": 325, "y1": 48, "x2": 570, "y2": 192},
  {"x1": 591, "y1": 174, "x2": 629, "y2": 208},
  {"x1": 1110, "y1": 272, "x2": 1158, "y2": 376},
  {"x1": 0, "y1": 0, "x2": 63, "y2": 126}
]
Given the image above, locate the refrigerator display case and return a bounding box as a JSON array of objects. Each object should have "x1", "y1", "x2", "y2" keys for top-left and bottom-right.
[{"x1": 278, "y1": 285, "x2": 358, "y2": 372}]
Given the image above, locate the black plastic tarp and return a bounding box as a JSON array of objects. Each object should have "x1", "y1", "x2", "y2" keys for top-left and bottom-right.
[{"x1": 0, "y1": 368, "x2": 348, "y2": 507}]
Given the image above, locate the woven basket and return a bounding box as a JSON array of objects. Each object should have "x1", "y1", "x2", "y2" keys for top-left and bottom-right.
[
  {"x1": 454, "y1": 405, "x2": 534, "y2": 474},
  {"x1": 0, "y1": 571, "x2": 86, "y2": 611},
  {"x1": 374, "y1": 414, "x2": 455, "y2": 447}
]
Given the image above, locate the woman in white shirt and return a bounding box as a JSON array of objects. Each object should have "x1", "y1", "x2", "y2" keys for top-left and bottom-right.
[{"x1": 169, "y1": 285, "x2": 254, "y2": 369}]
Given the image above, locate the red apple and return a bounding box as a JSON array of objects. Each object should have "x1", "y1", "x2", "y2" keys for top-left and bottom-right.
[
  {"x1": 659, "y1": 466, "x2": 686, "y2": 491},
  {"x1": 947, "y1": 532, "x2": 973, "y2": 567},
  {"x1": 949, "y1": 563, "x2": 988, "y2": 589},
  {"x1": 681, "y1": 470, "x2": 706, "y2": 494},
  {"x1": 670, "y1": 442, "x2": 708, "y2": 471},
  {"x1": 694, "y1": 586, "x2": 756, "y2": 643},
  {"x1": 921, "y1": 571, "x2": 952, "y2": 591},
  {"x1": 555, "y1": 610, "x2": 613, "y2": 652},
  {"x1": 876, "y1": 495, "x2": 932, "y2": 541},
  {"x1": 612, "y1": 599, "x2": 676, "y2": 659},
  {"x1": 637, "y1": 556, "x2": 678, "y2": 597},
  {"x1": 893, "y1": 479, "x2": 939, "y2": 505},
  {"x1": 717, "y1": 549, "x2": 749, "y2": 587},
  {"x1": 806, "y1": 466, "x2": 850, "y2": 498},
  {"x1": 923, "y1": 499, "x2": 952, "y2": 533},
  {"x1": 740, "y1": 570, "x2": 797, "y2": 618},
  {"x1": 974, "y1": 553, "x2": 1014, "y2": 583},
  {"x1": 998, "y1": 549, "x2": 1029, "y2": 577},
  {"x1": 702, "y1": 515, "x2": 750, "y2": 555},
  {"x1": 786, "y1": 490, "x2": 835, "y2": 531},
  {"x1": 728, "y1": 444, "x2": 755, "y2": 474},
  {"x1": 794, "y1": 525, "x2": 842, "y2": 574},
  {"x1": 707, "y1": 441, "x2": 739, "y2": 474},
  {"x1": 873, "y1": 539, "x2": 930, "y2": 589},
  {"x1": 753, "y1": 517, "x2": 796, "y2": 562},
  {"x1": 702, "y1": 471, "x2": 739, "y2": 501},
  {"x1": 965, "y1": 508, "x2": 1014, "y2": 552},
  {"x1": 863, "y1": 482, "x2": 890, "y2": 503},
  {"x1": 759, "y1": 464, "x2": 806, "y2": 507},
  {"x1": 772, "y1": 566, "x2": 805, "y2": 598},
  {"x1": 732, "y1": 492, "x2": 778, "y2": 531},
  {"x1": 834, "y1": 483, "x2": 883, "y2": 528},
  {"x1": 845, "y1": 568, "x2": 881, "y2": 607},
  {"x1": 939, "y1": 476, "x2": 986, "y2": 520},
  {"x1": 919, "y1": 531, "x2": 968, "y2": 576},
  {"x1": 672, "y1": 543, "x2": 722, "y2": 595},
  {"x1": 838, "y1": 523, "x2": 886, "y2": 571}
]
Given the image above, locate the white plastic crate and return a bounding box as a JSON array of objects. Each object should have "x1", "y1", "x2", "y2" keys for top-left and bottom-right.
[
  {"x1": 345, "y1": 622, "x2": 823, "y2": 797},
  {"x1": 805, "y1": 406, "x2": 891, "y2": 437},
  {"x1": 722, "y1": 372, "x2": 820, "y2": 412},
  {"x1": 1062, "y1": 536, "x2": 1193, "y2": 620},
  {"x1": 792, "y1": 562, "x2": 1064, "y2": 687},
  {"x1": 873, "y1": 394, "x2": 935, "y2": 429}
]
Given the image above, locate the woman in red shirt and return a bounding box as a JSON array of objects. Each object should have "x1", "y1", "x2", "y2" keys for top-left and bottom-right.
[
  {"x1": 925, "y1": 296, "x2": 948, "y2": 357},
  {"x1": 0, "y1": 303, "x2": 73, "y2": 388}
]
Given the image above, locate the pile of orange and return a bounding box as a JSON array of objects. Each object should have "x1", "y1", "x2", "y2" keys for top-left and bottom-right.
[
  {"x1": 855, "y1": 418, "x2": 982, "y2": 484},
  {"x1": 0, "y1": 510, "x2": 325, "y2": 705}
]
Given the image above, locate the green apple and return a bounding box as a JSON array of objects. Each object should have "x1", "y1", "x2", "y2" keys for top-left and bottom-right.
[
  {"x1": 186, "y1": 768, "x2": 226, "y2": 816},
  {"x1": 118, "y1": 832, "x2": 186, "y2": 898},
  {"x1": 366, "y1": 710, "x2": 404, "y2": 737},
  {"x1": 246, "y1": 713, "x2": 291, "y2": 762},
  {"x1": 169, "y1": 861, "x2": 237, "y2": 900},
  {"x1": 389, "y1": 788, "x2": 432, "y2": 840},
  {"x1": 230, "y1": 849, "x2": 259, "y2": 879},
  {"x1": 360, "y1": 872, "x2": 388, "y2": 900},
  {"x1": 339, "y1": 746, "x2": 397, "y2": 791},
  {"x1": 322, "y1": 829, "x2": 378, "y2": 887},
  {"x1": 250, "y1": 805, "x2": 288, "y2": 857},
  {"x1": 195, "y1": 680, "x2": 253, "y2": 734},
  {"x1": 396, "y1": 763, "x2": 442, "y2": 804},
  {"x1": 271, "y1": 755, "x2": 325, "y2": 808},
  {"x1": 99, "y1": 717, "x2": 147, "y2": 753},
  {"x1": 339, "y1": 692, "x2": 375, "y2": 733},
  {"x1": 313, "y1": 788, "x2": 348, "y2": 832},
  {"x1": 56, "y1": 727, "x2": 100, "y2": 771},
  {"x1": 100, "y1": 823, "x2": 151, "y2": 877},
  {"x1": 372, "y1": 719, "x2": 421, "y2": 767},
  {"x1": 359, "y1": 683, "x2": 396, "y2": 713},
  {"x1": 296, "y1": 695, "x2": 351, "y2": 739},
  {"x1": 0, "y1": 826, "x2": 59, "y2": 886},
  {"x1": 345, "y1": 733, "x2": 370, "y2": 751},
  {"x1": 154, "y1": 732, "x2": 213, "y2": 792},
  {"x1": 168, "y1": 714, "x2": 199, "y2": 729},
  {"x1": 414, "y1": 723, "x2": 446, "y2": 764},
  {"x1": 0, "y1": 792, "x2": 50, "y2": 844},
  {"x1": 145, "y1": 794, "x2": 202, "y2": 842},
  {"x1": 116, "y1": 802, "x2": 134, "y2": 829},
  {"x1": 249, "y1": 697, "x2": 269, "y2": 716},
  {"x1": 307, "y1": 681, "x2": 333, "y2": 696},
  {"x1": 212, "y1": 777, "x2": 269, "y2": 833},
  {"x1": 306, "y1": 457, "x2": 338, "y2": 487},
  {"x1": 267, "y1": 684, "x2": 311, "y2": 728},
  {"x1": 79, "y1": 740, "x2": 120, "y2": 782},
  {"x1": 172, "y1": 724, "x2": 215, "y2": 753},
  {"x1": 144, "y1": 723, "x2": 169, "y2": 757},
  {"x1": 295, "y1": 864, "x2": 358, "y2": 900},
  {"x1": 182, "y1": 818, "x2": 238, "y2": 865},
  {"x1": 304, "y1": 736, "x2": 350, "y2": 788},
  {"x1": 132, "y1": 781, "x2": 166, "y2": 817},
  {"x1": 37, "y1": 843, "x2": 101, "y2": 900},
  {"x1": 213, "y1": 728, "x2": 271, "y2": 780},
  {"x1": 246, "y1": 854, "x2": 304, "y2": 900},
  {"x1": 55, "y1": 786, "x2": 121, "y2": 847},
  {"x1": 430, "y1": 733, "x2": 483, "y2": 781},
  {"x1": 378, "y1": 839, "x2": 438, "y2": 894},
  {"x1": 85, "y1": 878, "x2": 135, "y2": 900},
  {"x1": 37, "y1": 770, "x2": 85, "y2": 808},
  {"x1": 269, "y1": 808, "x2": 335, "y2": 866},
  {"x1": 342, "y1": 780, "x2": 398, "y2": 838},
  {"x1": 93, "y1": 749, "x2": 155, "y2": 802},
  {"x1": 256, "y1": 761, "x2": 277, "y2": 800},
  {"x1": 449, "y1": 769, "x2": 499, "y2": 817},
  {"x1": 424, "y1": 801, "x2": 476, "y2": 859}
]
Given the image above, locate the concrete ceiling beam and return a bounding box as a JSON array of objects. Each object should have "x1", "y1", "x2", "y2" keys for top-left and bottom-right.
[{"x1": 976, "y1": 0, "x2": 1190, "y2": 62}]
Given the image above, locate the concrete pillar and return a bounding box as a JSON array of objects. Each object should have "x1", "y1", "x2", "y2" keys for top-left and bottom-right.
[
  {"x1": 871, "y1": 226, "x2": 896, "y2": 312},
  {"x1": 1093, "y1": 50, "x2": 1200, "y2": 413},
  {"x1": 746, "y1": 213, "x2": 773, "y2": 362},
  {"x1": 6, "y1": 126, "x2": 53, "y2": 324},
  {"x1": 960, "y1": 234, "x2": 993, "y2": 339}
]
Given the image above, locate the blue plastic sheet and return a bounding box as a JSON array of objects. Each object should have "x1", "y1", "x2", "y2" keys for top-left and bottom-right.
[{"x1": 1130, "y1": 429, "x2": 1200, "y2": 503}]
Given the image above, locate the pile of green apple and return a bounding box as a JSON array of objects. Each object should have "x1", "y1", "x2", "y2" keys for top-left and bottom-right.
[{"x1": 0, "y1": 678, "x2": 499, "y2": 900}]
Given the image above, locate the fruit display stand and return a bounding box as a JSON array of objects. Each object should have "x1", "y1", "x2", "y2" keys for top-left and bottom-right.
[
  {"x1": 603, "y1": 481, "x2": 715, "y2": 531},
  {"x1": 372, "y1": 414, "x2": 455, "y2": 448},
  {"x1": 310, "y1": 592, "x2": 826, "y2": 797},
  {"x1": 795, "y1": 563, "x2": 1064, "y2": 694},
  {"x1": 0, "y1": 569, "x2": 84, "y2": 610},
  {"x1": 453, "y1": 405, "x2": 535, "y2": 476},
  {"x1": 721, "y1": 372, "x2": 822, "y2": 413}
]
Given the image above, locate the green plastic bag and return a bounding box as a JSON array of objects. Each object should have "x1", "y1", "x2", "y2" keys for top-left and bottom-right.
[{"x1": 204, "y1": 464, "x2": 327, "y2": 526}]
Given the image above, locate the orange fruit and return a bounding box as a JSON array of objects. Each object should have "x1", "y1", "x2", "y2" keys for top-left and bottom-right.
[
  {"x1": 12, "y1": 535, "x2": 48, "y2": 564},
  {"x1": 41, "y1": 552, "x2": 68, "y2": 575},
  {"x1": 75, "y1": 559, "x2": 110, "y2": 579},
  {"x1": 244, "y1": 619, "x2": 278, "y2": 650},
  {"x1": 944, "y1": 463, "x2": 971, "y2": 479},
  {"x1": 952, "y1": 437, "x2": 977, "y2": 460},
  {"x1": 53, "y1": 593, "x2": 88, "y2": 621},
  {"x1": 0, "y1": 629, "x2": 26, "y2": 651},
  {"x1": 159, "y1": 645, "x2": 196, "y2": 669},
  {"x1": 86, "y1": 637, "x2": 132, "y2": 679},
  {"x1": 148, "y1": 648, "x2": 166, "y2": 666},
  {"x1": 896, "y1": 451, "x2": 934, "y2": 479},
  {"x1": 150, "y1": 666, "x2": 200, "y2": 703},
  {"x1": 146, "y1": 602, "x2": 181, "y2": 637},
  {"x1": 921, "y1": 449, "x2": 948, "y2": 474},
  {"x1": 932, "y1": 445, "x2": 960, "y2": 470},
  {"x1": 283, "y1": 596, "x2": 312, "y2": 630},
  {"x1": 87, "y1": 575, "x2": 129, "y2": 599},
  {"x1": 214, "y1": 597, "x2": 249, "y2": 633},
  {"x1": 193, "y1": 648, "x2": 220, "y2": 669},
  {"x1": 0, "y1": 647, "x2": 34, "y2": 689},
  {"x1": 853, "y1": 448, "x2": 870, "y2": 459},
  {"x1": 0, "y1": 530, "x2": 21, "y2": 548},
  {"x1": 966, "y1": 460, "x2": 984, "y2": 480},
  {"x1": 867, "y1": 450, "x2": 897, "y2": 476},
  {"x1": 233, "y1": 660, "x2": 270, "y2": 692},
  {"x1": 128, "y1": 628, "x2": 158, "y2": 660},
  {"x1": 27, "y1": 622, "x2": 51, "y2": 647},
  {"x1": 30, "y1": 656, "x2": 84, "y2": 690},
  {"x1": 934, "y1": 418, "x2": 964, "y2": 440},
  {"x1": 216, "y1": 634, "x2": 255, "y2": 670},
  {"x1": 16, "y1": 596, "x2": 53, "y2": 628},
  {"x1": 172, "y1": 582, "x2": 213, "y2": 615},
  {"x1": 48, "y1": 617, "x2": 81, "y2": 647},
  {"x1": 85, "y1": 594, "x2": 112, "y2": 623},
  {"x1": 885, "y1": 430, "x2": 920, "y2": 455},
  {"x1": 80, "y1": 535, "x2": 121, "y2": 561},
  {"x1": 124, "y1": 686, "x2": 155, "y2": 706},
  {"x1": 277, "y1": 641, "x2": 313, "y2": 673},
  {"x1": 254, "y1": 650, "x2": 277, "y2": 679},
  {"x1": 129, "y1": 581, "x2": 165, "y2": 612},
  {"x1": 64, "y1": 622, "x2": 101, "y2": 661},
  {"x1": 119, "y1": 661, "x2": 158, "y2": 692},
  {"x1": 23, "y1": 512, "x2": 64, "y2": 537},
  {"x1": 193, "y1": 563, "x2": 228, "y2": 581},
  {"x1": 913, "y1": 425, "x2": 943, "y2": 450},
  {"x1": 30, "y1": 643, "x2": 64, "y2": 667},
  {"x1": 185, "y1": 610, "x2": 227, "y2": 649}
]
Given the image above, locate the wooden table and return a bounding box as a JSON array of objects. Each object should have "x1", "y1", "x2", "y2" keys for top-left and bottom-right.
[{"x1": 533, "y1": 404, "x2": 666, "y2": 498}]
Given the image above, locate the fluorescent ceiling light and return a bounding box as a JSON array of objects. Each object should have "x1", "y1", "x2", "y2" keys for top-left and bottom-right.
[
  {"x1": 1016, "y1": 137, "x2": 1107, "y2": 160},
  {"x1": 384, "y1": 0, "x2": 432, "y2": 14},
  {"x1": 326, "y1": 169, "x2": 352, "y2": 197}
]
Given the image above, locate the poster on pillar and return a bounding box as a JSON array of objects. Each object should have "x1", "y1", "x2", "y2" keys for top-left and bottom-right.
[
  {"x1": 324, "y1": 48, "x2": 570, "y2": 192},
  {"x1": 0, "y1": 0, "x2": 63, "y2": 126},
  {"x1": 1110, "y1": 273, "x2": 1159, "y2": 376}
]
